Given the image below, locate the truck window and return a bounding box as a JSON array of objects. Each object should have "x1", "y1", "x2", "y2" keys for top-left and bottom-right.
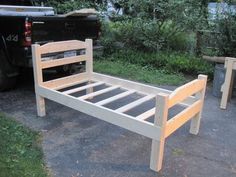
[{"x1": 0, "y1": 0, "x2": 33, "y2": 6}]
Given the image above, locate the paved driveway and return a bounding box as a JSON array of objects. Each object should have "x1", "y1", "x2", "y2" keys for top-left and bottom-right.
[{"x1": 0, "y1": 76, "x2": 236, "y2": 177}]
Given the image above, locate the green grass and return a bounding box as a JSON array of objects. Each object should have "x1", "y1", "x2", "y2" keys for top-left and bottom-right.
[
  {"x1": 0, "y1": 113, "x2": 48, "y2": 177},
  {"x1": 94, "y1": 60, "x2": 186, "y2": 85},
  {"x1": 98, "y1": 49, "x2": 214, "y2": 78}
]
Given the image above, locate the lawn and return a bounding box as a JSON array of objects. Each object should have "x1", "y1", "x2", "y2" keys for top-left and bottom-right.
[
  {"x1": 94, "y1": 60, "x2": 186, "y2": 86},
  {"x1": 0, "y1": 113, "x2": 48, "y2": 177}
]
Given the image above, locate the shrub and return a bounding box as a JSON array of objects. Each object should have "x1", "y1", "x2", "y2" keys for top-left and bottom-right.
[
  {"x1": 98, "y1": 49, "x2": 214, "y2": 77},
  {"x1": 100, "y1": 18, "x2": 194, "y2": 53}
]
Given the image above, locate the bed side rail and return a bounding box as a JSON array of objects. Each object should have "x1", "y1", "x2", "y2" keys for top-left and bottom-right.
[{"x1": 31, "y1": 39, "x2": 93, "y2": 89}]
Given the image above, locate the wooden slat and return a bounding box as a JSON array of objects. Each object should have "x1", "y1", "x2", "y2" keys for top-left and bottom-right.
[
  {"x1": 62, "y1": 81, "x2": 104, "y2": 95},
  {"x1": 40, "y1": 40, "x2": 87, "y2": 54},
  {"x1": 79, "y1": 85, "x2": 119, "y2": 100},
  {"x1": 165, "y1": 100, "x2": 202, "y2": 138},
  {"x1": 168, "y1": 79, "x2": 204, "y2": 108},
  {"x1": 95, "y1": 90, "x2": 136, "y2": 106},
  {"x1": 92, "y1": 72, "x2": 197, "y2": 106},
  {"x1": 43, "y1": 72, "x2": 89, "y2": 90},
  {"x1": 136, "y1": 108, "x2": 155, "y2": 120},
  {"x1": 41, "y1": 55, "x2": 87, "y2": 69},
  {"x1": 37, "y1": 86, "x2": 161, "y2": 141},
  {"x1": 116, "y1": 95, "x2": 155, "y2": 113}
]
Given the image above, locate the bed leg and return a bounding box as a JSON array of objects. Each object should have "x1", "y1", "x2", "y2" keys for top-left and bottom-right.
[
  {"x1": 150, "y1": 93, "x2": 169, "y2": 172},
  {"x1": 190, "y1": 75, "x2": 207, "y2": 135},
  {"x1": 150, "y1": 138, "x2": 166, "y2": 172},
  {"x1": 220, "y1": 59, "x2": 234, "y2": 109},
  {"x1": 36, "y1": 95, "x2": 46, "y2": 117}
]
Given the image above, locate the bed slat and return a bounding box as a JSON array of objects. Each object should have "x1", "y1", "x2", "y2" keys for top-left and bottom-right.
[
  {"x1": 116, "y1": 95, "x2": 155, "y2": 113},
  {"x1": 62, "y1": 81, "x2": 104, "y2": 95},
  {"x1": 95, "y1": 90, "x2": 136, "y2": 106},
  {"x1": 136, "y1": 108, "x2": 156, "y2": 120},
  {"x1": 79, "y1": 85, "x2": 119, "y2": 100}
]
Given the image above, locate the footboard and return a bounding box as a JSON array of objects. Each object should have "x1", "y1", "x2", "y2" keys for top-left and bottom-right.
[{"x1": 150, "y1": 75, "x2": 207, "y2": 171}]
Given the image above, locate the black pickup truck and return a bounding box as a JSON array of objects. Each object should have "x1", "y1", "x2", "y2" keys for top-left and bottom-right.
[{"x1": 0, "y1": 0, "x2": 100, "y2": 91}]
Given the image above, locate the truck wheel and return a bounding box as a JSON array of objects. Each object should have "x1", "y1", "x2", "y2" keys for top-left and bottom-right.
[{"x1": 0, "y1": 68, "x2": 17, "y2": 91}]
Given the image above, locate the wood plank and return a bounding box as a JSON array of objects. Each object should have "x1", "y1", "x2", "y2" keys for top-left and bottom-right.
[
  {"x1": 165, "y1": 100, "x2": 202, "y2": 138},
  {"x1": 32, "y1": 44, "x2": 46, "y2": 117},
  {"x1": 221, "y1": 58, "x2": 235, "y2": 109},
  {"x1": 190, "y1": 75, "x2": 207, "y2": 135},
  {"x1": 37, "y1": 86, "x2": 161, "y2": 141},
  {"x1": 43, "y1": 72, "x2": 90, "y2": 89},
  {"x1": 168, "y1": 79, "x2": 205, "y2": 108},
  {"x1": 62, "y1": 81, "x2": 104, "y2": 95},
  {"x1": 79, "y1": 85, "x2": 119, "y2": 100},
  {"x1": 92, "y1": 72, "x2": 197, "y2": 106},
  {"x1": 95, "y1": 90, "x2": 136, "y2": 106},
  {"x1": 136, "y1": 108, "x2": 155, "y2": 120},
  {"x1": 41, "y1": 55, "x2": 87, "y2": 69},
  {"x1": 116, "y1": 95, "x2": 155, "y2": 113},
  {"x1": 40, "y1": 40, "x2": 87, "y2": 54},
  {"x1": 150, "y1": 93, "x2": 169, "y2": 172}
]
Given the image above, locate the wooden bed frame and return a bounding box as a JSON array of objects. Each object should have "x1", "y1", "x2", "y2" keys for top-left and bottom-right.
[
  {"x1": 220, "y1": 57, "x2": 236, "y2": 109},
  {"x1": 32, "y1": 39, "x2": 207, "y2": 172}
]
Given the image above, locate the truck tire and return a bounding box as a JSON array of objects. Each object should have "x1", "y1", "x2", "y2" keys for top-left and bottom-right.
[
  {"x1": 0, "y1": 47, "x2": 18, "y2": 91},
  {"x1": 0, "y1": 68, "x2": 17, "y2": 91}
]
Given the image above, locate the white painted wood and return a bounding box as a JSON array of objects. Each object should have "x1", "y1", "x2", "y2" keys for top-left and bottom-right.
[
  {"x1": 92, "y1": 72, "x2": 196, "y2": 106},
  {"x1": 36, "y1": 86, "x2": 162, "y2": 140},
  {"x1": 41, "y1": 55, "x2": 87, "y2": 69},
  {"x1": 62, "y1": 81, "x2": 104, "y2": 95},
  {"x1": 190, "y1": 75, "x2": 208, "y2": 134},
  {"x1": 150, "y1": 93, "x2": 169, "y2": 172},
  {"x1": 136, "y1": 108, "x2": 155, "y2": 120},
  {"x1": 32, "y1": 44, "x2": 46, "y2": 117},
  {"x1": 165, "y1": 100, "x2": 201, "y2": 138},
  {"x1": 79, "y1": 85, "x2": 119, "y2": 100},
  {"x1": 95, "y1": 90, "x2": 136, "y2": 106},
  {"x1": 116, "y1": 95, "x2": 155, "y2": 113},
  {"x1": 40, "y1": 40, "x2": 87, "y2": 54}
]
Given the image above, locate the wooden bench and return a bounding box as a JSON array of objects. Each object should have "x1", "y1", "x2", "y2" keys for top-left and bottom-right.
[
  {"x1": 220, "y1": 57, "x2": 236, "y2": 109},
  {"x1": 32, "y1": 39, "x2": 207, "y2": 172}
]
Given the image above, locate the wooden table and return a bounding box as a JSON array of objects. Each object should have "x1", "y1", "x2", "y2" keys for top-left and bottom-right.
[{"x1": 220, "y1": 57, "x2": 236, "y2": 109}]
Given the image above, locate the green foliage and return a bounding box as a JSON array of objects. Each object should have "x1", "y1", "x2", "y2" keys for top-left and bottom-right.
[
  {"x1": 44, "y1": 0, "x2": 105, "y2": 14},
  {"x1": 0, "y1": 113, "x2": 48, "y2": 177},
  {"x1": 94, "y1": 60, "x2": 186, "y2": 85},
  {"x1": 98, "y1": 49, "x2": 214, "y2": 77},
  {"x1": 100, "y1": 19, "x2": 193, "y2": 52}
]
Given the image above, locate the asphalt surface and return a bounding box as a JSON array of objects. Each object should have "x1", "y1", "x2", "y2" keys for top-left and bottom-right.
[{"x1": 0, "y1": 75, "x2": 236, "y2": 177}]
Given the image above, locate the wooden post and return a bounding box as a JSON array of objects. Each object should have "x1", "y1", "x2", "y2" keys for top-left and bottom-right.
[
  {"x1": 150, "y1": 93, "x2": 169, "y2": 172},
  {"x1": 32, "y1": 44, "x2": 46, "y2": 117},
  {"x1": 190, "y1": 75, "x2": 207, "y2": 135},
  {"x1": 220, "y1": 58, "x2": 234, "y2": 109},
  {"x1": 85, "y1": 39, "x2": 94, "y2": 98}
]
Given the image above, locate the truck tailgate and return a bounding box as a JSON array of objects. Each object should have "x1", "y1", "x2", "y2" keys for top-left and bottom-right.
[{"x1": 31, "y1": 16, "x2": 100, "y2": 44}]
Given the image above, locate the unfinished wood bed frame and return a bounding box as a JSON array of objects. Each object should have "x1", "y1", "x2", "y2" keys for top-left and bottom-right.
[
  {"x1": 32, "y1": 39, "x2": 207, "y2": 172},
  {"x1": 220, "y1": 57, "x2": 236, "y2": 109}
]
